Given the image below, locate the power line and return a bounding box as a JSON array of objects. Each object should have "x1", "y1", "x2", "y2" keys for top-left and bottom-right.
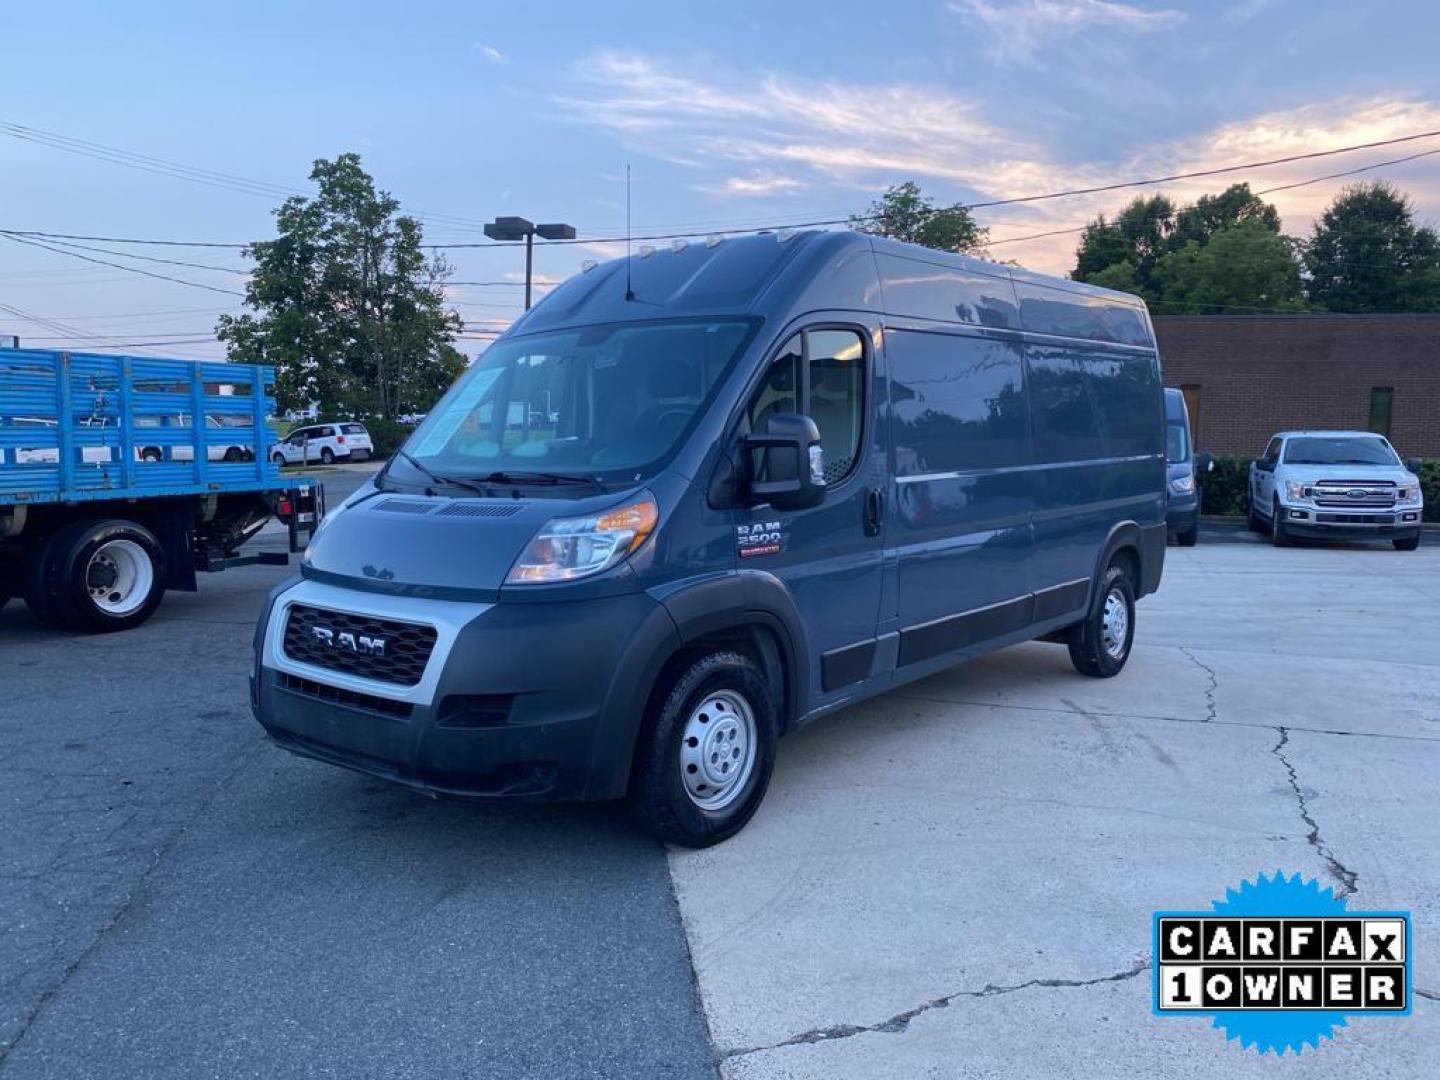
[
  {"x1": 0, "y1": 233, "x2": 247, "y2": 296},
  {"x1": 0, "y1": 231, "x2": 251, "y2": 275}
]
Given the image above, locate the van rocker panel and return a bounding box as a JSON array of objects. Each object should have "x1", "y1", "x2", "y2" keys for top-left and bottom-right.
[{"x1": 254, "y1": 580, "x2": 681, "y2": 801}]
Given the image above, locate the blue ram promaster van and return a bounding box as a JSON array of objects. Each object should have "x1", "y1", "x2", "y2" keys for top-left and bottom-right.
[
  {"x1": 1163, "y1": 387, "x2": 1210, "y2": 546},
  {"x1": 252, "y1": 232, "x2": 1167, "y2": 846}
]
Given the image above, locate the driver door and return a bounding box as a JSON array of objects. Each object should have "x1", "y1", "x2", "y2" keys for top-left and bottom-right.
[{"x1": 734, "y1": 326, "x2": 886, "y2": 713}]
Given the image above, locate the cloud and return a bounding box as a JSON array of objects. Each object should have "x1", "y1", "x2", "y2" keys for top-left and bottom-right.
[
  {"x1": 473, "y1": 43, "x2": 507, "y2": 64},
  {"x1": 949, "y1": 0, "x2": 1185, "y2": 62},
  {"x1": 560, "y1": 52, "x2": 1440, "y2": 274}
]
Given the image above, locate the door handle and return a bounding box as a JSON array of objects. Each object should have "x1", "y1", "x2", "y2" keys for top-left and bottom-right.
[{"x1": 863, "y1": 486, "x2": 884, "y2": 537}]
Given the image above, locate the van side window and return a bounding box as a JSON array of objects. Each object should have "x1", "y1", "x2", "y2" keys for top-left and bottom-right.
[{"x1": 747, "y1": 329, "x2": 866, "y2": 486}]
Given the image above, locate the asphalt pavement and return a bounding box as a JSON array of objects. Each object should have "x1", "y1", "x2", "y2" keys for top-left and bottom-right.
[
  {"x1": 0, "y1": 462, "x2": 715, "y2": 1079},
  {"x1": 3, "y1": 469, "x2": 1437, "y2": 1079}
]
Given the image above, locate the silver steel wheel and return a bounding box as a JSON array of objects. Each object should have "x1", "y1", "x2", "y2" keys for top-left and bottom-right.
[
  {"x1": 678, "y1": 688, "x2": 757, "y2": 811},
  {"x1": 85, "y1": 539, "x2": 154, "y2": 616},
  {"x1": 1101, "y1": 587, "x2": 1129, "y2": 660}
]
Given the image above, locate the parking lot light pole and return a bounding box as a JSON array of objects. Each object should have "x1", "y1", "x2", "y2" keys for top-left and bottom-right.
[{"x1": 482, "y1": 217, "x2": 577, "y2": 310}]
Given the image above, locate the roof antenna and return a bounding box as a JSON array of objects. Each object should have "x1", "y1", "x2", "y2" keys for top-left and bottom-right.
[{"x1": 624, "y1": 164, "x2": 635, "y2": 301}]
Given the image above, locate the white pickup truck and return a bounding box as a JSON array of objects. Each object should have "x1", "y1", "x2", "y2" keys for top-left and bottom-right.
[{"x1": 1248, "y1": 430, "x2": 1425, "y2": 550}]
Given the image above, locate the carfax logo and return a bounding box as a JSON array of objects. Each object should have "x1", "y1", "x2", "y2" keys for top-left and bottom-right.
[{"x1": 1153, "y1": 872, "x2": 1412, "y2": 1055}]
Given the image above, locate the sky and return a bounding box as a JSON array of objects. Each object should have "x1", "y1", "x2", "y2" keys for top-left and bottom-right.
[{"x1": 2, "y1": 0, "x2": 1440, "y2": 360}]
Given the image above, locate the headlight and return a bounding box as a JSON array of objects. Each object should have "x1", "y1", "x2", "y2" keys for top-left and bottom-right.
[
  {"x1": 1169, "y1": 474, "x2": 1194, "y2": 494},
  {"x1": 506, "y1": 495, "x2": 659, "y2": 584},
  {"x1": 1285, "y1": 481, "x2": 1309, "y2": 501},
  {"x1": 1398, "y1": 476, "x2": 1420, "y2": 503}
]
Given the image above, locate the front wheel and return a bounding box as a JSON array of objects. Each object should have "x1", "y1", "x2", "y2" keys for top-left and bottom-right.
[
  {"x1": 271, "y1": 452, "x2": 286, "y2": 466},
  {"x1": 1393, "y1": 534, "x2": 1421, "y2": 551},
  {"x1": 1271, "y1": 500, "x2": 1291, "y2": 547},
  {"x1": 1176, "y1": 525, "x2": 1198, "y2": 547},
  {"x1": 1067, "y1": 564, "x2": 1135, "y2": 678},
  {"x1": 628, "y1": 651, "x2": 777, "y2": 847}
]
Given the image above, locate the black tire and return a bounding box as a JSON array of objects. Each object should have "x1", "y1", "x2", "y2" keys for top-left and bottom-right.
[
  {"x1": 1271, "y1": 499, "x2": 1290, "y2": 547},
  {"x1": 1067, "y1": 563, "x2": 1136, "y2": 678},
  {"x1": 1393, "y1": 534, "x2": 1421, "y2": 551},
  {"x1": 628, "y1": 650, "x2": 778, "y2": 848},
  {"x1": 271, "y1": 452, "x2": 287, "y2": 466},
  {"x1": 1176, "y1": 525, "x2": 1198, "y2": 547},
  {"x1": 223, "y1": 446, "x2": 243, "y2": 462},
  {"x1": 140, "y1": 447, "x2": 162, "y2": 463},
  {"x1": 320, "y1": 447, "x2": 335, "y2": 465},
  {"x1": 25, "y1": 519, "x2": 167, "y2": 633}
]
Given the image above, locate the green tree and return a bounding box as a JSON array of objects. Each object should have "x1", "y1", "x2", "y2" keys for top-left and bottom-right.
[
  {"x1": 1152, "y1": 221, "x2": 1306, "y2": 314},
  {"x1": 1170, "y1": 183, "x2": 1280, "y2": 250},
  {"x1": 1304, "y1": 182, "x2": 1440, "y2": 312},
  {"x1": 1073, "y1": 194, "x2": 1176, "y2": 295},
  {"x1": 852, "y1": 181, "x2": 988, "y2": 254},
  {"x1": 218, "y1": 154, "x2": 465, "y2": 419}
]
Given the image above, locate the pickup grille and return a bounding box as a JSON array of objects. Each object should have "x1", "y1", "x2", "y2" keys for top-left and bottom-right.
[
  {"x1": 282, "y1": 604, "x2": 437, "y2": 686},
  {"x1": 1311, "y1": 480, "x2": 1396, "y2": 509}
]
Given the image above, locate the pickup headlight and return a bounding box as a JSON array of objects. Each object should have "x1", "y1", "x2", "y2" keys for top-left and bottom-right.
[
  {"x1": 1169, "y1": 474, "x2": 1194, "y2": 494},
  {"x1": 1285, "y1": 481, "x2": 1309, "y2": 501},
  {"x1": 506, "y1": 495, "x2": 659, "y2": 584}
]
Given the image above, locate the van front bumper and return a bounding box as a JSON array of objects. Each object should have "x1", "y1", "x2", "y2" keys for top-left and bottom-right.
[{"x1": 252, "y1": 578, "x2": 680, "y2": 802}]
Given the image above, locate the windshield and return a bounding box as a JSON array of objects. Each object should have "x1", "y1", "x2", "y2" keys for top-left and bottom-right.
[
  {"x1": 1165, "y1": 422, "x2": 1190, "y2": 463},
  {"x1": 1283, "y1": 435, "x2": 1398, "y2": 466},
  {"x1": 391, "y1": 319, "x2": 754, "y2": 483}
]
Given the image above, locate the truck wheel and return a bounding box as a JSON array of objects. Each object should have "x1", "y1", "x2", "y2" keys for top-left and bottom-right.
[
  {"x1": 26, "y1": 520, "x2": 167, "y2": 632},
  {"x1": 223, "y1": 446, "x2": 243, "y2": 462},
  {"x1": 271, "y1": 452, "x2": 286, "y2": 466},
  {"x1": 1393, "y1": 534, "x2": 1421, "y2": 551},
  {"x1": 628, "y1": 650, "x2": 777, "y2": 848},
  {"x1": 141, "y1": 447, "x2": 162, "y2": 463},
  {"x1": 1067, "y1": 564, "x2": 1135, "y2": 678},
  {"x1": 1271, "y1": 499, "x2": 1290, "y2": 547},
  {"x1": 1176, "y1": 525, "x2": 1198, "y2": 547}
]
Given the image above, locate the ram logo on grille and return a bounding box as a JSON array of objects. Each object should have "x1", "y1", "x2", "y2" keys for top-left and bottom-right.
[{"x1": 311, "y1": 625, "x2": 387, "y2": 657}]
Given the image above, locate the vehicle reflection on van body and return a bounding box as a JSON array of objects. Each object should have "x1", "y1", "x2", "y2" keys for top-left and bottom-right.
[{"x1": 251, "y1": 231, "x2": 1168, "y2": 847}]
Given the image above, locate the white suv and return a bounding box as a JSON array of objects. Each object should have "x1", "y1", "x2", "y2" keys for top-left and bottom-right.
[
  {"x1": 270, "y1": 422, "x2": 374, "y2": 466},
  {"x1": 1248, "y1": 430, "x2": 1424, "y2": 550}
]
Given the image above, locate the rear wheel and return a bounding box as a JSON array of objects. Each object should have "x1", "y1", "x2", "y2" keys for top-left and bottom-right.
[
  {"x1": 1176, "y1": 525, "x2": 1198, "y2": 547},
  {"x1": 1067, "y1": 564, "x2": 1135, "y2": 678},
  {"x1": 271, "y1": 452, "x2": 286, "y2": 466},
  {"x1": 320, "y1": 447, "x2": 335, "y2": 465},
  {"x1": 628, "y1": 650, "x2": 777, "y2": 847},
  {"x1": 1393, "y1": 534, "x2": 1421, "y2": 551},
  {"x1": 24, "y1": 519, "x2": 167, "y2": 632},
  {"x1": 223, "y1": 446, "x2": 243, "y2": 462},
  {"x1": 140, "y1": 447, "x2": 162, "y2": 463}
]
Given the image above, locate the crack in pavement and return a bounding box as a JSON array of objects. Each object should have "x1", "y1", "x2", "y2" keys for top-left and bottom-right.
[
  {"x1": 1416, "y1": 988, "x2": 1438, "y2": 1001},
  {"x1": 1271, "y1": 727, "x2": 1359, "y2": 899},
  {"x1": 721, "y1": 958, "x2": 1150, "y2": 1061},
  {"x1": 1178, "y1": 647, "x2": 1218, "y2": 722},
  {"x1": 0, "y1": 741, "x2": 263, "y2": 1064}
]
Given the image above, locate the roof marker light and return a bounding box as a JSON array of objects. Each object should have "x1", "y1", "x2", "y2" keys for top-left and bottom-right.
[
  {"x1": 670, "y1": 238, "x2": 688, "y2": 254},
  {"x1": 776, "y1": 228, "x2": 795, "y2": 243},
  {"x1": 638, "y1": 244, "x2": 656, "y2": 259},
  {"x1": 705, "y1": 234, "x2": 723, "y2": 248},
  {"x1": 581, "y1": 259, "x2": 598, "y2": 273}
]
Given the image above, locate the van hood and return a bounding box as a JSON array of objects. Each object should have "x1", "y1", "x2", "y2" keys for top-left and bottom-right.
[{"x1": 301, "y1": 487, "x2": 574, "y2": 597}]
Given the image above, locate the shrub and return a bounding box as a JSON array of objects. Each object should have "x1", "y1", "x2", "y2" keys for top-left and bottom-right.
[
  {"x1": 1198, "y1": 454, "x2": 1253, "y2": 517},
  {"x1": 1417, "y1": 459, "x2": 1440, "y2": 524},
  {"x1": 362, "y1": 418, "x2": 416, "y2": 458}
]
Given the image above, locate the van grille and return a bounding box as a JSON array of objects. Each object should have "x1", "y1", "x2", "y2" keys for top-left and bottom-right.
[
  {"x1": 278, "y1": 672, "x2": 413, "y2": 718},
  {"x1": 282, "y1": 604, "x2": 437, "y2": 686}
]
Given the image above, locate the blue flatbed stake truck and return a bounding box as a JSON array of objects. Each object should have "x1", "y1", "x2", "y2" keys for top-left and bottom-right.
[
  {"x1": 0, "y1": 349, "x2": 321, "y2": 632},
  {"x1": 250, "y1": 231, "x2": 1167, "y2": 847}
]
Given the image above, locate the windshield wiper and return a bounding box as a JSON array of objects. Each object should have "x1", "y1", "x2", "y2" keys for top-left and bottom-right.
[
  {"x1": 476, "y1": 470, "x2": 601, "y2": 489},
  {"x1": 392, "y1": 449, "x2": 490, "y2": 496}
]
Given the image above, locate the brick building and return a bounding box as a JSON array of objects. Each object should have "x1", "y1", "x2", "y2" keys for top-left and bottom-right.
[{"x1": 1153, "y1": 314, "x2": 1440, "y2": 458}]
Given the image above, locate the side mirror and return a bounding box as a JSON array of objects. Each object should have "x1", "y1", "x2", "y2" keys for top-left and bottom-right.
[
  {"x1": 743, "y1": 412, "x2": 825, "y2": 510},
  {"x1": 1195, "y1": 451, "x2": 1213, "y2": 475},
  {"x1": 1404, "y1": 457, "x2": 1423, "y2": 475}
]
